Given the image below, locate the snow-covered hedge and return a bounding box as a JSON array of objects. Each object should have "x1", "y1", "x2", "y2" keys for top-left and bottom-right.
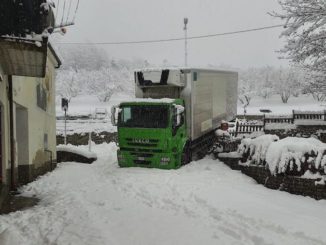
[
  {"x1": 266, "y1": 137, "x2": 326, "y2": 176},
  {"x1": 238, "y1": 135, "x2": 279, "y2": 165},
  {"x1": 237, "y1": 135, "x2": 326, "y2": 177}
]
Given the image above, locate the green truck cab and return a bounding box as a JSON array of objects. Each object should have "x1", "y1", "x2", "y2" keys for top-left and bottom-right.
[
  {"x1": 111, "y1": 68, "x2": 238, "y2": 169},
  {"x1": 113, "y1": 99, "x2": 189, "y2": 169}
]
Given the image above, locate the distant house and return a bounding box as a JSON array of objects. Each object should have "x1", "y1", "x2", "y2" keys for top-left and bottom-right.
[{"x1": 0, "y1": 40, "x2": 61, "y2": 190}]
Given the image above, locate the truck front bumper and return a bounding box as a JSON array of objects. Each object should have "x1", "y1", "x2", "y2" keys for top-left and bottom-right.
[{"x1": 117, "y1": 149, "x2": 181, "y2": 169}]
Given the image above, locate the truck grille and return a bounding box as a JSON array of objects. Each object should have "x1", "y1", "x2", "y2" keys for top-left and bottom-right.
[
  {"x1": 133, "y1": 160, "x2": 151, "y2": 165},
  {"x1": 125, "y1": 138, "x2": 159, "y2": 148}
]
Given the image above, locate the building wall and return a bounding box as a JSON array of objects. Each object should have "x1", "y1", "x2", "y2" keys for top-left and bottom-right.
[
  {"x1": 0, "y1": 47, "x2": 59, "y2": 186},
  {"x1": 0, "y1": 66, "x2": 10, "y2": 185}
]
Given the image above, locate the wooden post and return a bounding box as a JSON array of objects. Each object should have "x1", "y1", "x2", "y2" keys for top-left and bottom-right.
[
  {"x1": 292, "y1": 110, "x2": 295, "y2": 124},
  {"x1": 235, "y1": 121, "x2": 239, "y2": 137}
]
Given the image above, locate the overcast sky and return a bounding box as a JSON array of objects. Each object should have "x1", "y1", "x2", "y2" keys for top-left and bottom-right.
[{"x1": 56, "y1": 0, "x2": 288, "y2": 69}]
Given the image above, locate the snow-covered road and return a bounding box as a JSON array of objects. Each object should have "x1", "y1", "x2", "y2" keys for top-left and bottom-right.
[{"x1": 1, "y1": 143, "x2": 326, "y2": 245}]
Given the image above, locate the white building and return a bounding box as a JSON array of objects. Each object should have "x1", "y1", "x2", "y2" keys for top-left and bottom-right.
[{"x1": 0, "y1": 39, "x2": 61, "y2": 193}]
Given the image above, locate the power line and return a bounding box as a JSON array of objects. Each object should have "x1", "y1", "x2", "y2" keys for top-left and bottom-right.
[
  {"x1": 65, "y1": 0, "x2": 73, "y2": 24},
  {"x1": 72, "y1": 0, "x2": 80, "y2": 22},
  {"x1": 55, "y1": 0, "x2": 60, "y2": 21},
  {"x1": 58, "y1": 24, "x2": 284, "y2": 45},
  {"x1": 60, "y1": 0, "x2": 66, "y2": 26}
]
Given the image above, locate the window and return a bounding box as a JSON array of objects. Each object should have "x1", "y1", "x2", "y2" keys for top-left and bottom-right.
[
  {"x1": 119, "y1": 105, "x2": 169, "y2": 129},
  {"x1": 36, "y1": 84, "x2": 47, "y2": 111},
  {"x1": 193, "y1": 72, "x2": 198, "y2": 81}
]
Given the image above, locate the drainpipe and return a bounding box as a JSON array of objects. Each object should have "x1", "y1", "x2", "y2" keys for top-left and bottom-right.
[{"x1": 8, "y1": 75, "x2": 16, "y2": 191}]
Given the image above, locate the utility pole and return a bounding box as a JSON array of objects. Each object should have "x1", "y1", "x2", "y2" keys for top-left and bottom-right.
[{"x1": 184, "y1": 17, "x2": 188, "y2": 67}]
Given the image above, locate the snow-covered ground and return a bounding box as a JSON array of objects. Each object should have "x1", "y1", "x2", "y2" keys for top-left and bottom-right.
[
  {"x1": 1, "y1": 143, "x2": 326, "y2": 245},
  {"x1": 242, "y1": 94, "x2": 326, "y2": 115}
]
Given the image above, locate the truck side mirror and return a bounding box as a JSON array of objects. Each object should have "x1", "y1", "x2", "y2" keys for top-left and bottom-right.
[
  {"x1": 174, "y1": 105, "x2": 184, "y2": 127},
  {"x1": 172, "y1": 105, "x2": 185, "y2": 136},
  {"x1": 111, "y1": 106, "x2": 119, "y2": 126}
]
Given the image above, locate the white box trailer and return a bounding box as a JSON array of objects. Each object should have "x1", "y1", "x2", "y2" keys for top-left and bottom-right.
[{"x1": 135, "y1": 68, "x2": 238, "y2": 141}]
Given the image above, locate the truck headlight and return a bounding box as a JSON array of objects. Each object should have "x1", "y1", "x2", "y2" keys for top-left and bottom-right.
[{"x1": 160, "y1": 157, "x2": 170, "y2": 164}]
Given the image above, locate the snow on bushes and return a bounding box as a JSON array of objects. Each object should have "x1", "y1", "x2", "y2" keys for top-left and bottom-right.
[
  {"x1": 238, "y1": 135, "x2": 279, "y2": 165},
  {"x1": 266, "y1": 137, "x2": 326, "y2": 176},
  {"x1": 237, "y1": 135, "x2": 326, "y2": 177}
]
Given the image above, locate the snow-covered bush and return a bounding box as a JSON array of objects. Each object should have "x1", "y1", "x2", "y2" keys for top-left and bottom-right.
[
  {"x1": 237, "y1": 135, "x2": 326, "y2": 177},
  {"x1": 265, "y1": 137, "x2": 326, "y2": 176},
  {"x1": 238, "y1": 135, "x2": 279, "y2": 165}
]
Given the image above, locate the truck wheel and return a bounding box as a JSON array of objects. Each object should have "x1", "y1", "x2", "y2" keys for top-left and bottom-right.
[{"x1": 181, "y1": 144, "x2": 191, "y2": 165}]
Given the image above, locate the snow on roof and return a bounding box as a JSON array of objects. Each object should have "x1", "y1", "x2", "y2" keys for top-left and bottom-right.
[{"x1": 57, "y1": 144, "x2": 97, "y2": 159}]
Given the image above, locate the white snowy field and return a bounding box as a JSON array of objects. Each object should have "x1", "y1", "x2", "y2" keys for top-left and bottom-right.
[
  {"x1": 1, "y1": 143, "x2": 326, "y2": 245},
  {"x1": 242, "y1": 94, "x2": 326, "y2": 115},
  {"x1": 56, "y1": 93, "x2": 131, "y2": 135},
  {"x1": 56, "y1": 93, "x2": 325, "y2": 134}
]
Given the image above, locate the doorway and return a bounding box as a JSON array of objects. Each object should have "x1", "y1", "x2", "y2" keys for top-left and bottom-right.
[{"x1": 15, "y1": 105, "x2": 29, "y2": 168}]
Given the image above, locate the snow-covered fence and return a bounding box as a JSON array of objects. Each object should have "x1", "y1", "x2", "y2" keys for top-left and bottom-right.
[
  {"x1": 233, "y1": 122, "x2": 264, "y2": 137},
  {"x1": 233, "y1": 110, "x2": 326, "y2": 137},
  {"x1": 293, "y1": 110, "x2": 326, "y2": 121},
  {"x1": 264, "y1": 114, "x2": 294, "y2": 124}
]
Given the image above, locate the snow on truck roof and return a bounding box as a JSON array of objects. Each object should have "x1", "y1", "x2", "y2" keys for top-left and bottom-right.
[
  {"x1": 119, "y1": 98, "x2": 176, "y2": 104},
  {"x1": 134, "y1": 67, "x2": 238, "y2": 74}
]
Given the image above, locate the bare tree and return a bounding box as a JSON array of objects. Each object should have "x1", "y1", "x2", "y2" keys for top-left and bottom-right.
[
  {"x1": 304, "y1": 72, "x2": 326, "y2": 102},
  {"x1": 272, "y1": 0, "x2": 326, "y2": 72},
  {"x1": 56, "y1": 67, "x2": 80, "y2": 102},
  {"x1": 272, "y1": 67, "x2": 298, "y2": 103}
]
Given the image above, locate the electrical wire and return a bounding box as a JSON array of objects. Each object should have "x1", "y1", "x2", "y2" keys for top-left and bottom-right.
[
  {"x1": 72, "y1": 0, "x2": 80, "y2": 23},
  {"x1": 58, "y1": 24, "x2": 284, "y2": 45},
  {"x1": 60, "y1": 0, "x2": 66, "y2": 26},
  {"x1": 65, "y1": 0, "x2": 73, "y2": 24},
  {"x1": 55, "y1": 0, "x2": 60, "y2": 22}
]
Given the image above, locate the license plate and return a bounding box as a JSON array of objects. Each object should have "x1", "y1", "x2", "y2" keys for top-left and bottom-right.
[{"x1": 137, "y1": 157, "x2": 145, "y2": 161}]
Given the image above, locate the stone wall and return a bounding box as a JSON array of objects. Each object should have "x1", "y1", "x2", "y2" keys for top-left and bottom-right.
[
  {"x1": 218, "y1": 156, "x2": 326, "y2": 200},
  {"x1": 57, "y1": 132, "x2": 117, "y2": 146},
  {"x1": 57, "y1": 151, "x2": 97, "y2": 164}
]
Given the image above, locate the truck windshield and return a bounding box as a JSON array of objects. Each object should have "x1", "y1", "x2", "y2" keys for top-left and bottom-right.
[{"x1": 119, "y1": 105, "x2": 169, "y2": 128}]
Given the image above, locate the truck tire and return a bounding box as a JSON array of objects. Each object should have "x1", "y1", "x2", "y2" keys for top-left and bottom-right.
[{"x1": 181, "y1": 142, "x2": 191, "y2": 165}]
